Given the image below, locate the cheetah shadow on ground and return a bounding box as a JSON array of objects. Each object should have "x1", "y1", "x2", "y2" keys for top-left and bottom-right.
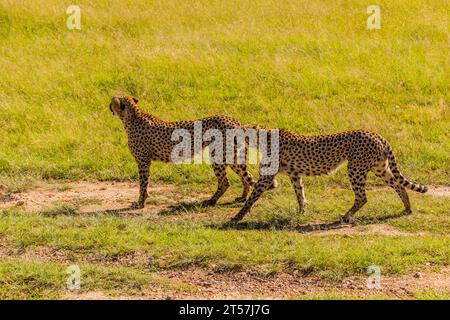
[
  {"x1": 353, "y1": 212, "x2": 406, "y2": 226},
  {"x1": 42, "y1": 206, "x2": 144, "y2": 218},
  {"x1": 97, "y1": 207, "x2": 144, "y2": 217},
  {"x1": 210, "y1": 219, "x2": 350, "y2": 233}
]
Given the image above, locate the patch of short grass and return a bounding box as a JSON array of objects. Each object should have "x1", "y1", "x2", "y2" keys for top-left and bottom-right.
[
  {"x1": 0, "y1": 258, "x2": 193, "y2": 299},
  {"x1": 0, "y1": 259, "x2": 65, "y2": 299},
  {"x1": 40, "y1": 203, "x2": 78, "y2": 217},
  {"x1": 413, "y1": 289, "x2": 450, "y2": 300}
]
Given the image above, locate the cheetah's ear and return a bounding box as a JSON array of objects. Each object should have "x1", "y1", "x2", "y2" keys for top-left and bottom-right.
[{"x1": 132, "y1": 97, "x2": 139, "y2": 104}]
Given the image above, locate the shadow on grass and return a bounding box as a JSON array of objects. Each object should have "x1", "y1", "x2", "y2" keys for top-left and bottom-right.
[
  {"x1": 41, "y1": 205, "x2": 143, "y2": 218},
  {"x1": 209, "y1": 218, "x2": 352, "y2": 233},
  {"x1": 158, "y1": 200, "x2": 205, "y2": 216},
  {"x1": 210, "y1": 211, "x2": 407, "y2": 233},
  {"x1": 95, "y1": 207, "x2": 144, "y2": 217},
  {"x1": 354, "y1": 211, "x2": 406, "y2": 226}
]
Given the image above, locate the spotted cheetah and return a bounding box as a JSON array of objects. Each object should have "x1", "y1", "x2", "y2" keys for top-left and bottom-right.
[
  {"x1": 231, "y1": 128, "x2": 428, "y2": 223},
  {"x1": 109, "y1": 95, "x2": 257, "y2": 208}
]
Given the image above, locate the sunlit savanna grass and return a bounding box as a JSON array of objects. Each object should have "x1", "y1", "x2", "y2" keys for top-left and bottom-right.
[{"x1": 0, "y1": 0, "x2": 448, "y2": 299}]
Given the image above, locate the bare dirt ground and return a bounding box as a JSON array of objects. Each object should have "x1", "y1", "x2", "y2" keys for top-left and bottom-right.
[
  {"x1": 63, "y1": 266, "x2": 450, "y2": 300},
  {"x1": 427, "y1": 186, "x2": 450, "y2": 198},
  {"x1": 1, "y1": 180, "x2": 448, "y2": 214},
  {"x1": 0, "y1": 181, "x2": 176, "y2": 214},
  {"x1": 1, "y1": 181, "x2": 449, "y2": 299},
  {"x1": 1, "y1": 239, "x2": 449, "y2": 300}
]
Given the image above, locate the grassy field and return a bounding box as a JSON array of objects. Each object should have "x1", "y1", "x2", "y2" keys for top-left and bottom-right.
[
  {"x1": 0, "y1": 182, "x2": 449, "y2": 299},
  {"x1": 0, "y1": 0, "x2": 448, "y2": 185},
  {"x1": 0, "y1": 0, "x2": 449, "y2": 299}
]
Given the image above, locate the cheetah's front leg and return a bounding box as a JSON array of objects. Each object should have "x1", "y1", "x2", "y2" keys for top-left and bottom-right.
[
  {"x1": 231, "y1": 174, "x2": 275, "y2": 222},
  {"x1": 131, "y1": 160, "x2": 151, "y2": 209},
  {"x1": 340, "y1": 166, "x2": 368, "y2": 223},
  {"x1": 202, "y1": 164, "x2": 230, "y2": 206},
  {"x1": 289, "y1": 174, "x2": 308, "y2": 214}
]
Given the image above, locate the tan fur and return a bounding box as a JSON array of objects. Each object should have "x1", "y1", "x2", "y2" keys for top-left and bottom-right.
[
  {"x1": 231, "y1": 128, "x2": 427, "y2": 223},
  {"x1": 110, "y1": 95, "x2": 256, "y2": 208}
]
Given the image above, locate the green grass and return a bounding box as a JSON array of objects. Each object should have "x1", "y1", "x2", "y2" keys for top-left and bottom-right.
[
  {"x1": 0, "y1": 258, "x2": 192, "y2": 299},
  {"x1": 0, "y1": 0, "x2": 448, "y2": 186},
  {"x1": 0, "y1": 183, "x2": 449, "y2": 298},
  {"x1": 1, "y1": 219, "x2": 448, "y2": 279},
  {"x1": 292, "y1": 290, "x2": 450, "y2": 300}
]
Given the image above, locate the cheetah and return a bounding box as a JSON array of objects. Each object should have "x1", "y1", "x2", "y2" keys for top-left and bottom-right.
[
  {"x1": 109, "y1": 95, "x2": 257, "y2": 208},
  {"x1": 231, "y1": 128, "x2": 428, "y2": 223}
]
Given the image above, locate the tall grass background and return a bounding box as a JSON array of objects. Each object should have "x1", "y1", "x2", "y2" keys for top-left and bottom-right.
[{"x1": 0, "y1": 0, "x2": 448, "y2": 186}]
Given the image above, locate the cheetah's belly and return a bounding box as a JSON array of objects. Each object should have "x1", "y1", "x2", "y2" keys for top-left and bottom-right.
[{"x1": 280, "y1": 142, "x2": 348, "y2": 176}]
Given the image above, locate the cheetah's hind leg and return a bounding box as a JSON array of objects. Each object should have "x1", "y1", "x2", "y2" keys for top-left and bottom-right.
[
  {"x1": 340, "y1": 164, "x2": 368, "y2": 224},
  {"x1": 202, "y1": 164, "x2": 230, "y2": 206},
  {"x1": 372, "y1": 160, "x2": 412, "y2": 215},
  {"x1": 289, "y1": 173, "x2": 308, "y2": 214}
]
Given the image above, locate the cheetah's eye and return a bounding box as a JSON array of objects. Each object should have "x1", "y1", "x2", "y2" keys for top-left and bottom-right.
[{"x1": 120, "y1": 101, "x2": 126, "y2": 110}]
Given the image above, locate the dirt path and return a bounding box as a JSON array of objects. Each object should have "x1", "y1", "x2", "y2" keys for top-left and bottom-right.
[
  {"x1": 1, "y1": 181, "x2": 448, "y2": 214},
  {"x1": 427, "y1": 186, "x2": 450, "y2": 197},
  {"x1": 0, "y1": 181, "x2": 176, "y2": 214},
  {"x1": 1, "y1": 180, "x2": 448, "y2": 235},
  {"x1": 62, "y1": 266, "x2": 450, "y2": 300},
  {"x1": 2, "y1": 239, "x2": 448, "y2": 300}
]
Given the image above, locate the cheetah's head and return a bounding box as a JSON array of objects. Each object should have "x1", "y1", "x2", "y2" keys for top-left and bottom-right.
[{"x1": 109, "y1": 95, "x2": 139, "y2": 118}]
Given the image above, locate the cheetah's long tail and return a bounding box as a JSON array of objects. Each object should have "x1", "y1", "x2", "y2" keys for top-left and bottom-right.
[{"x1": 386, "y1": 146, "x2": 428, "y2": 193}]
